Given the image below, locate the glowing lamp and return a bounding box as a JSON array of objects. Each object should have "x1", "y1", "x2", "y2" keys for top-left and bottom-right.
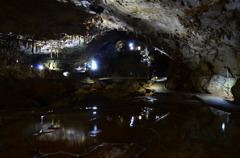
[
  {"x1": 91, "y1": 60, "x2": 98, "y2": 70},
  {"x1": 92, "y1": 106, "x2": 98, "y2": 110},
  {"x1": 222, "y1": 123, "x2": 225, "y2": 131},
  {"x1": 129, "y1": 42, "x2": 134, "y2": 50},
  {"x1": 37, "y1": 64, "x2": 44, "y2": 70}
]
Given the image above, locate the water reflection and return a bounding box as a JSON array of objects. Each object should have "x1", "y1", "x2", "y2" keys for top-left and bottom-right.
[
  {"x1": 129, "y1": 116, "x2": 134, "y2": 127},
  {"x1": 40, "y1": 115, "x2": 44, "y2": 124},
  {"x1": 1, "y1": 103, "x2": 240, "y2": 158},
  {"x1": 48, "y1": 119, "x2": 61, "y2": 130},
  {"x1": 127, "y1": 106, "x2": 171, "y2": 127},
  {"x1": 31, "y1": 105, "x2": 103, "y2": 146},
  {"x1": 89, "y1": 125, "x2": 102, "y2": 137},
  {"x1": 155, "y1": 112, "x2": 170, "y2": 123},
  {"x1": 33, "y1": 115, "x2": 89, "y2": 145},
  {"x1": 141, "y1": 107, "x2": 153, "y2": 119}
]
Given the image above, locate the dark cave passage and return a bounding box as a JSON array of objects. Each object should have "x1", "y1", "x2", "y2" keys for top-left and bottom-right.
[{"x1": 84, "y1": 30, "x2": 172, "y2": 78}]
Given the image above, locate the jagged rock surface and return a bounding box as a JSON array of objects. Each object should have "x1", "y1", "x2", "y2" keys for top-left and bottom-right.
[
  {"x1": 0, "y1": 0, "x2": 240, "y2": 99},
  {"x1": 94, "y1": 0, "x2": 240, "y2": 99}
]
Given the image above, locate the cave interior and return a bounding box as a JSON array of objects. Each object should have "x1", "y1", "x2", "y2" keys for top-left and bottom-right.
[{"x1": 0, "y1": 0, "x2": 240, "y2": 157}]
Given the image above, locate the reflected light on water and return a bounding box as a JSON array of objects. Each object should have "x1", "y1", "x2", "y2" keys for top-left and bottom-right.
[
  {"x1": 145, "y1": 96, "x2": 157, "y2": 103},
  {"x1": 141, "y1": 107, "x2": 153, "y2": 120},
  {"x1": 89, "y1": 125, "x2": 102, "y2": 137},
  {"x1": 41, "y1": 115, "x2": 44, "y2": 124},
  {"x1": 38, "y1": 129, "x2": 86, "y2": 145},
  {"x1": 34, "y1": 116, "x2": 88, "y2": 145},
  {"x1": 37, "y1": 126, "x2": 87, "y2": 145},
  {"x1": 130, "y1": 116, "x2": 134, "y2": 127},
  {"x1": 4, "y1": 102, "x2": 240, "y2": 158}
]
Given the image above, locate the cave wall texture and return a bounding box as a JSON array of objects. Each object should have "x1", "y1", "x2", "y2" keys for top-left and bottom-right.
[
  {"x1": 0, "y1": 0, "x2": 240, "y2": 99},
  {"x1": 94, "y1": 0, "x2": 240, "y2": 99}
]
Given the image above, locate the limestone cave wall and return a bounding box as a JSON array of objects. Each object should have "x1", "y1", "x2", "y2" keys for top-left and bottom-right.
[
  {"x1": 94, "y1": 0, "x2": 240, "y2": 98},
  {"x1": 0, "y1": 0, "x2": 240, "y2": 99}
]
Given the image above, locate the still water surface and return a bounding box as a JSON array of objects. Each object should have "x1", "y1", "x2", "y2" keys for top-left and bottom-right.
[{"x1": 0, "y1": 98, "x2": 240, "y2": 158}]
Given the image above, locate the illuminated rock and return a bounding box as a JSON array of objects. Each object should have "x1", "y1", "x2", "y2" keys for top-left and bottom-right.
[
  {"x1": 205, "y1": 75, "x2": 236, "y2": 99},
  {"x1": 0, "y1": 0, "x2": 240, "y2": 100}
]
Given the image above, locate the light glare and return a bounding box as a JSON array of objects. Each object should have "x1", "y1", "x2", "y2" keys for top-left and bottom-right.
[
  {"x1": 222, "y1": 123, "x2": 225, "y2": 131},
  {"x1": 63, "y1": 72, "x2": 69, "y2": 77},
  {"x1": 130, "y1": 116, "x2": 134, "y2": 127},
  {"x1": 92, "y1": 106, "x2": 97, "y2": 110},
  {"x1": 38, "y1": 64, "x2": 44, "y2": 70},
  {"x1": 129, "y1": 42, "x2": 134, "y2": 50},
  {"x1": 91, "y1": 60, "x2": 98, "y2": 70}
]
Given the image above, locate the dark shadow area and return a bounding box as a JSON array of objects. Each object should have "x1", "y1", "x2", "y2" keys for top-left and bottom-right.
[{"x1": 85, "y1": 30, "x2": 172, "y2": 78}]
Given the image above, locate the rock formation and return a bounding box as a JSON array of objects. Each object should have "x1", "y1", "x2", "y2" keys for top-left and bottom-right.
[
  {"x1": 93, "y1": 0, "x2": 240, "y2": 99},
  {"x1": 0, "y1": 0, "x2": 240, "y2": 99}
]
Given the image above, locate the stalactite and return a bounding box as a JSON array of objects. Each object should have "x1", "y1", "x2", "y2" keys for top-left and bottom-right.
[{"x1": 50, "y1": 49, "x2": 53, "y2": 58}]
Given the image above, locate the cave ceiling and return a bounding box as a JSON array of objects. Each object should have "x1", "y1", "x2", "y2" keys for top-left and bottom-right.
[
  {"x1": 0, "y1": 0, "x2": 239, "y2": 57},
  {"x1": 0, "y1": 0, "x2": 94, "y2": 39}
]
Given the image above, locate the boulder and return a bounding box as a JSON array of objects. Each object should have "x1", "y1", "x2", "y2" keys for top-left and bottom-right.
[{"x1": 205, "y1": 75, "x2": 236, "y2": 99}]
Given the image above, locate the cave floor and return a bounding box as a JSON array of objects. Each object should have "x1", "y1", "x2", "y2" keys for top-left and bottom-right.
[{"x1": 0, "y1": 93, "x2": 240, "y2": 158}]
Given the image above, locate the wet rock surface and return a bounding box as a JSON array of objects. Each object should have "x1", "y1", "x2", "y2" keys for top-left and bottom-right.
[
  {"x1": 0, "y1": 0, "x2": 240, "y2": 101},
  {"x1": 166, "y1": 56, "x2": 237, "y2": 99},
  {"x1": 0, "y1": 63, "x2": 155, "y2": 109},
  {"x1": 70, "y1": 79, "x2": 153, "y2": 104},
  {"x1": 94, "y1": 0, "x2": 240, "y2": 99},
  {"x1": 0, "y1": 64, "x2": 77, "y2": 109}
]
